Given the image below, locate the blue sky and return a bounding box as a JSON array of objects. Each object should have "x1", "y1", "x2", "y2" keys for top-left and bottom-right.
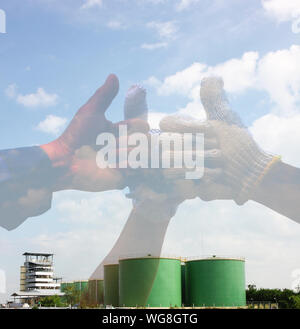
[{"x1": 1, "y1": 0, "x2": 300, "y2": 302}]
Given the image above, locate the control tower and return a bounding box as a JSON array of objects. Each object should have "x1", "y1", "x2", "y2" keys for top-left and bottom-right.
[{"x1": 20, "y1": 252, "x2": 60, "y2": 291}]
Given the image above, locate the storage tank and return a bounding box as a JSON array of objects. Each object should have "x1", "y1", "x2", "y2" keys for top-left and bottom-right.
[
  {"x1": 60, "y1": 281, "x2": 74, "y2": 292},
  {"x1": 185, "y1": 257, "x2": 246, "y2": 307},
  {"x1": 73, "y1": 280, "x2": 88, "y2": 293},
  {"x1": 181, "y1": 263, "x2": 186, "y2": 306},
  {"x1": 88, "y1": 280, "x2": 104, "y2": 305},
  {"x1": 119, "y1": 257, "x2": 181, "y2": 307},
  {"x1": 104, "y1": 264, "x2": 119, "y2": 307}
]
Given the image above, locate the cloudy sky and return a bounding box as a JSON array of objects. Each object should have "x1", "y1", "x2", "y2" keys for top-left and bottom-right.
[{"x1": 1, "y1": 0, "x2": 300, "y2": 302}]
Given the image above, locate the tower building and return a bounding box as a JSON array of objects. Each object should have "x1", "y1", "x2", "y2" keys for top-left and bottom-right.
[{"x1": 20, "y1": 252, "x2": 60, "y2": 291}]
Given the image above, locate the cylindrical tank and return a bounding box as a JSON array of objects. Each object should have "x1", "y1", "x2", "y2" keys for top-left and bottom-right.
[
  {"x1": 181, "y1": 263, "x2": 186, "y2": 306},
  {"x1": 73, "y1": 280, "x2": 88, "y2": 293},
  {"x1": 104, "y1": 264, "x2": 119, "y2": 307},
  {"x1": 119, "y1": 257, "x2": 181, "y2": 307},
  {"x1": 88, "y1": 280, "x2": 104, "y2": 305},
  {"x1": 185, "y1": 257, "x2": 246, "y2": 307}
]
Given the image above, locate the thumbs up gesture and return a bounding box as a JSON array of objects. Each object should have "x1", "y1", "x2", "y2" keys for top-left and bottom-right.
[
  {"x1": 41, "y1": 75, "x2": 150, "y2": 194},
  {"x1": 159, "y1": 77, "x2": 281, "y2": 205}
]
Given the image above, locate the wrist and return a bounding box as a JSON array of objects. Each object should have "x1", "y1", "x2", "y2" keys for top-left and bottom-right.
[
  {"x1": 40, "y1": 138, "x2": 71, "y2": 167},
  {"x1": 40, "y1": 140, "x2": 71, "y2": 192},
  {"x1": 235, "y1": 152, "x2": 281, "y2": 205}
]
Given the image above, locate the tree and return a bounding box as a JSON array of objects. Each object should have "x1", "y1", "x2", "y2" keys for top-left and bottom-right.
[
  {"x1": 63, "y1": 285, "x2": 81, "y2": 306},
  {"x1": 246, "y1": 285, "x2": 300, "y2": 309},
  {"x1": 39, "y1": 295, "x2": 63, "y2": 307},
  {"x1": 290, "y1": 295, "x2": 300, "y2": 309}
]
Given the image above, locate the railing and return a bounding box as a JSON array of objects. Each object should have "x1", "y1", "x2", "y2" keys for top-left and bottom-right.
[{"x1": 26, "y1": 260, "x2": 52, "y2": 265}]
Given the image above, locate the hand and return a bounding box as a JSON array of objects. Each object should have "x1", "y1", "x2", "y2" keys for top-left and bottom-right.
[
  {"x1": 40, "y1": 75, "x2": 149, "y2": 193},
  {"x1": 159, "y1": 77, "x2": 280, "y2": 205}
]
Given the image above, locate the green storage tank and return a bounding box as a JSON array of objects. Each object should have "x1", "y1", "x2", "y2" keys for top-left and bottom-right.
[
  {"x1": 60, "y1": 281, "x2": 74, "y2": 292},
  {"x1": 119, "y1": 257, "x2": 182, "y2": 307},
  {"x1": 104, "y1": 264, "x2": 119, "y2": 307},
  {"x1": 73, "y1": 280, "x2": 88, "y2": 293},
  {"x1": 88, "y1": 280, "x2": 104, "y2": 305},
  {"x1": 185, "y1": 257, "x2": 246, "y2": 307},
  {"x1": 181, "y1": 263, "x2": 186, "y2": 306}
]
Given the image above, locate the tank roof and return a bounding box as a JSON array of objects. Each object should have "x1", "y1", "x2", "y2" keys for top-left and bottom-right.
[
  {"x1": 119, "y1": 256, "x2": 182, "y2": 261},
  {"x1": 186, "y1": 256, "x2": 245, "y2": 262}
]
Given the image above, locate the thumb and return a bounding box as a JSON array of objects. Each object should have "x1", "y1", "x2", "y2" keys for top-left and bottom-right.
[
  {"x1": 124, "y1": 85, "x2": 148, "y2": 121},
  {"x1": 83, "y1": 74, "x2": 119, "y2": 116},
  {"x1": 200, "y1": 76, "x2": 244, "y2": 127},
  {"x1": 56, "y1": 74, "x2": 119, "y2": 150}
]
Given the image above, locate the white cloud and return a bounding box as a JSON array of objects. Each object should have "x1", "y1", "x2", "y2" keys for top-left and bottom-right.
[
  {"x1": 209, "y1": 52, "x2": 259, "y2": 93},
  {"x1": 142, "y1": 20, "x2": 178, "y2": 50},
  {"x1": 177, "y1": 100, "x2": 206, "y2": 120},
  {"x1": 250, "y1": 113, "x2": 300, "y2": 167},
  {"x1": 138, "y1": 0, "x2": 167, "y2": 4},
  {"x1": 107, "y1": 20, "x2": 127, "y2": 30},
  {"x1": 146, "y1": 45, "x2": 300, "y2": 116},
  {"x1": 56, "y1": 190, "x2": 131, "y2": 224},
  {"x1": 146, "y1": 52, "x2": 258, "y2": 98},
  {"x1": 147, "y1": 100, "x2": 206, "y2": 129},
  {"x1": 16, "y1": 88, "x2": 58, "y2": 108},
  {"x1": 148, "y1": 62, "x2": 206, "y2": 97},
  {"x1": 141, "y1": 42, "x2": 168, "y2": 50},
  {"x1": 262, "y1": 0, "x2": 300, "y2": 22},
  {"x1": 176, "y1": 0, "x2": 200, "y2": 11},
  {"x1": 146, "y1": 21, "x2": 178, "y2": 40},
  {"x1": 81, "y1": 0, "x2": 103, "y2": 9},
  {"x1": 144, "y1": 76, "x2": 162, "y2": 89},
  {"x1": 145, "y1": 52, "x2": 259, "y2": 121},
  {"x1": 257, "y1": 45, "x2": 300, "y2": 115},
  {"x1": 37, "y1": 115, "x2": 67, "y2": 135},
  {"x1": 5, "y1": 84, "x2": 17, "y2": 99},
  {"x1": 5, "y1": 85, "x2": 59, "y2": 108},
  {"x1": 148, "y1": 111, "x2": 167, "y2": 129}
]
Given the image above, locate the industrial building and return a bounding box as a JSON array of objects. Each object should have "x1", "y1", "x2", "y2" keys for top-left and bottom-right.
[
  {"x1": 12, "y1": 252, "x2": 63, "y2": 305},
  {"x1": 20, "y1": 252, "x2": 61, "y2": 291}
]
